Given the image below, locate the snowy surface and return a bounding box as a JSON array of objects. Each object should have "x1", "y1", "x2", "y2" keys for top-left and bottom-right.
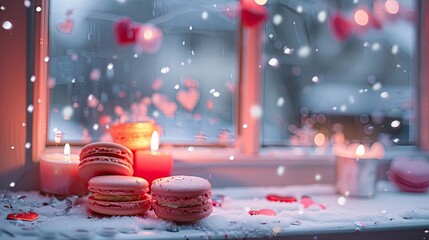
[{"x1": 0, "y1": 181, "x2": 428, "y2": 239}]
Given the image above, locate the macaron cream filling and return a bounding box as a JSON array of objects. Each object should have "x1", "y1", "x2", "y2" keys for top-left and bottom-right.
[
  {"x1": 79, "y1": 156, "x2": 133, "y2": 169},
  {"x1": 91, "y1": 193, "x2": 144, "y2": 202},
  {"x1": 152, "y1": 193, "x2": 212, "y2": 208}
]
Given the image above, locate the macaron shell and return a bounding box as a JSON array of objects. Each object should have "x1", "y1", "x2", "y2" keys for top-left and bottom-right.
[
  {"x1": 390, "y1": 157, "x2": 429, "y2": 179},
  {"x1": 88, "y1": 175, "x2": 149, "y2": 194},
  {"x1": 151, "y1": 176, "x2": 212, "y2": 197},
  {"x1": 88, "y1": 197, "x2": 151, "y2": 216},
  {"x1": 153, "y1": 200, "x2": 213, "y2": 222},
  {"x1": 80, "y1": 142, "x2": 133, "y2": 164},
  {"x1": 78, "y1": 161, "x2": 133, "y2": 183}
]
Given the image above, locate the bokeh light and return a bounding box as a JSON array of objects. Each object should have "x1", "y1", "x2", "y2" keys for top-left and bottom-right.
[
  {"x1": 354, "y1": 9, "x2": 369, "y2": 26},
  {"x1": 385, "y1": 0, "x2": 399, "y2": 14}
]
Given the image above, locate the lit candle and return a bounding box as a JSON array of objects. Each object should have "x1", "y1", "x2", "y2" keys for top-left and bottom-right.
[
  {"x1": 39, "y1": 143, "x2": 88, "y2": 196},
  {"x1": 334, "y1": 142, "x2": 384, "y2": 197},
  {"x1": 133, "y1": 131, "x2": 174, "y2": 185}
]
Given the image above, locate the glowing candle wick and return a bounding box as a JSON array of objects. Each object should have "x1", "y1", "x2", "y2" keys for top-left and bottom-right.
[{"x1": 150, "y1": 131, "x2": 159, "y2": 151}]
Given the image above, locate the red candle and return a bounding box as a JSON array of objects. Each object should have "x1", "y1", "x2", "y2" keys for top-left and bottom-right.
[{"x1": 133, "y1": 131, "x2": 174, "y2": 185}]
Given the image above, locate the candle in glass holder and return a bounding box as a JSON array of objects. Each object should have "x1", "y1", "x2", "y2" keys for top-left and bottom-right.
[
  {"x1": 109, "y1": 122, "x2": 156, "y2": 150},
  {"x1": 133, "y1": 131, "x2": 174, "y2": 185},
  {"x1": 39, "y1": 143, "x2": 88, "y2": 196},
  {"x1": 334, "y1": 143, "x2": 384, "y2": 197}
]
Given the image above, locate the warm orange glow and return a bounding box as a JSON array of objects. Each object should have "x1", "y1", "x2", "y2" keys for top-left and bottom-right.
[
  {"x1": 385, "y1": 0, "x2": 399, "y2": 14},
  {"x1": 150, "y1": 131, "x2": 159, "y2": 151},
  {"x1": 143, "y1": 29, "x2": 153, "y2": 40},
  {"x1": 314, "y1": 133, "x2": 326, "y2": 147},
  {"x1": 354, "y1": 9, "x2": 369, "y2": 26},
  {"x1": 355, "y1": 144, "x2": 365, "y2": 157}
]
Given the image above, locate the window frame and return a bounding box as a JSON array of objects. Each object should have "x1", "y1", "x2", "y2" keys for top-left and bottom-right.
[{"x1": 31, "y1": 0, "x2": 428, "y2": 163}]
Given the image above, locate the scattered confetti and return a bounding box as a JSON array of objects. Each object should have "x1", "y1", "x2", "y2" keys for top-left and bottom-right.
[
  {"x1": 266, "y1": 194, "x2": 297, "y2": 203},
  {"x1": 7, "y1": 212, "x2": 39, "y2": 222},
  {"x1": 249, "y1": 209, "x2": 277, "y2": 216},
  {"x1": 211, "y1": 194, "x2": 225, "y2": 207}
]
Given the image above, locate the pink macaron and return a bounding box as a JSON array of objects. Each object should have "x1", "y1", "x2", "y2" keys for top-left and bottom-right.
[
  {"x1": 151, "y1": 175, "x2": 213, "y2": 222},
  {"x1": 389, "y1": 157, "x2": 429, "y2": 193},
  {"x1": 78, "y1": 142, "x2": 134, "y2": 183},
  {"x1": 87, "y1": 175, "x2": 151, "y2": 216}
]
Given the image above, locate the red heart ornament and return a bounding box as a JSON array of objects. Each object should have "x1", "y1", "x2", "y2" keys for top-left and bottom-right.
[
  {"x1": 240, "y1": 0, "x2": 268, "y2": 27},
  {"x1": 249, "y1": 208, "x2": 277, "y2": 216},
  {"x1": 211, "y1": 194, "x2": 225, "y2": 207},
  {"x1": 7, "y1": 212, "x2": 39, "y2": 221},
  {"x1": 300, "y1": 196, "x2": 327, "y2": 210},
  {"x1": 56, "y1": 19, "x2": 74, "y2": 34},
  {"x1": 114, "y1": 17, "x2": 139, "y2": 45},
  {"x1": 330, "y1": 12, "x2": 352, "y2": 41}
]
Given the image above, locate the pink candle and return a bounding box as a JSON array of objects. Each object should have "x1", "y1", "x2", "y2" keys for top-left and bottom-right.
[
  {"x1": 39, "y1": 143, "x2": 88, "y2": 196},
  {"x1": 133, "y1": 131, "x2": 174, "y2": 185}
]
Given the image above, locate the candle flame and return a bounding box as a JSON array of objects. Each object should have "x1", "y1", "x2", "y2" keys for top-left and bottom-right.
[
  {"x1": 150, "y1": 131, "x2": 159, "y2": 151},
  {"x1": 355, "y1": 144, "x2": 365, "y2": 157},
  {"x1": 64, "y1": 143, "x2": 71, "y2": 161}
]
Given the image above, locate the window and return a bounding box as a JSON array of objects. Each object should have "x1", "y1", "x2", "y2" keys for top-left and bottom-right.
[
  {"x1": 47, "y1": 0, "x2": 238, "y2": 145},
  {"x1": 44, "y1": 0, "x2": 418, "y2": 150},
  {"x1": 263, "y1": 0, "x2": 417, "y2": 148}
]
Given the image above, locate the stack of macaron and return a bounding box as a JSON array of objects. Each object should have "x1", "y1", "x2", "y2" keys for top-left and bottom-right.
[
  {"x1": 388, "y1": 157, "x2": 429, "y2": 193},
  {"x1": 78, "y1": 142, "x2": 151, "y2": 216},
  {"x1": 78, "y1": 142, "x2": 214, "y2": 222}
]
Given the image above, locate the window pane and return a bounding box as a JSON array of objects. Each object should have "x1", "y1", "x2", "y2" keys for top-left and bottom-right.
[
  {"x1": 48, "y1": 0, "x2": 238, "y2": 144},
  {"x1": 263, "y1": 0, "x2": 416, "y2": 147}
]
